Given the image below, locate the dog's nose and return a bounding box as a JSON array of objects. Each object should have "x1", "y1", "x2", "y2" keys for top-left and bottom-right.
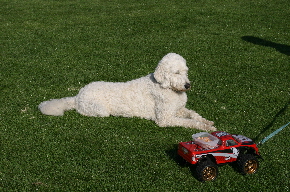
[{"x1": 184, "y1": 83, "x2": 191, "y2": 89}]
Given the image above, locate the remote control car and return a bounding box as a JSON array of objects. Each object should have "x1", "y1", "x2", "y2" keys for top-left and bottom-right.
[{"x1": 178, "y1": 131, "x2": 262, "y2": 181}]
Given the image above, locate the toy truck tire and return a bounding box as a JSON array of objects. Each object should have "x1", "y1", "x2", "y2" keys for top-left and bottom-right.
[
  {"x1": 236, "y1": 154, "x2": 259, "y2": 175},
  {"x1": 196, "y1": 158, "x2": 218, "y2": 181}
]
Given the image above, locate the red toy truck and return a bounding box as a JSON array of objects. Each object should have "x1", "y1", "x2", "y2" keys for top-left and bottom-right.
[{"x1": 178, "y1": 131, "x2": 262, "y2": 181}]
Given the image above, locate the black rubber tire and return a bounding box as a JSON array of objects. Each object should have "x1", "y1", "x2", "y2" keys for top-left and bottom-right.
[
  {"x1": 196, "y1": 159, "x2": 218, "y2": 181},
  {"x1": 237, "y1": 154, "x2": 259, "y2": 175}
]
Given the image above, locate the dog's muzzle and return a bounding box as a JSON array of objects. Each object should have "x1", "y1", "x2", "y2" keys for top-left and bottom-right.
[{"x1": 184, "y1": 83, "x2": 191, "y2": 90}]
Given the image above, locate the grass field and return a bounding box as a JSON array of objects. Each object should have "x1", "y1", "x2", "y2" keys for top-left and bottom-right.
[{"x1": 1, "y1": 0, "x2": 289, "y2": 191}]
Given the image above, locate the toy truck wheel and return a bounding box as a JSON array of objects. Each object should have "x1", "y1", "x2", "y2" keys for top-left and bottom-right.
[
  {"x1": 196, "y1": 159, "x2": 218, "y2": 181},
  {"x1": 237, "y1": 154, "x2": 259, "y2": 175}
]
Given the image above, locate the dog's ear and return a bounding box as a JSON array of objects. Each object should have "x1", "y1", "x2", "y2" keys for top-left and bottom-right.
[{"x1": 154, "y1": 60, "x2": 171, "y2": 89}]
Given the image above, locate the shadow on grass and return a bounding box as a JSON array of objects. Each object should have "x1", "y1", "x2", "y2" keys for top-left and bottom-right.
[
  {"x1": 242, "y1": 36, "x2": 290, "y2": 56},
  {"x1": 253, "y1": 100, "x2": 290, "y2": 142},
  {"x1": 165, "y1": 144, "x2": 201, "y2": 180},
  {"x1": 165, "y1": 144, "x2": 188, "y2": 167}
]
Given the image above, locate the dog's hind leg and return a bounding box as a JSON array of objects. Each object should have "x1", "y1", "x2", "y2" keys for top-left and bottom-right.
[{"x1": 76, "y1": 101, "x2": 110, "y2": 117}]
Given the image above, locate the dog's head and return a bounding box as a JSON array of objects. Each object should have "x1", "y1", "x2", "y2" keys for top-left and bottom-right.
[{"x1": 154, "y1": 53, "x2": 191, "y2": 92}]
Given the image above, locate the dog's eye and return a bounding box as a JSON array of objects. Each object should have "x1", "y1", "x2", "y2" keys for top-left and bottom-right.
[{"x1": 175, "y1": 71, "x2": 180, "y2": 74}]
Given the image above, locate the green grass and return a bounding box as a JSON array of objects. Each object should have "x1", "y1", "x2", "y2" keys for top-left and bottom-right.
[{"x1": 1, "y1": 0, "x2": 289, "y2": 191}]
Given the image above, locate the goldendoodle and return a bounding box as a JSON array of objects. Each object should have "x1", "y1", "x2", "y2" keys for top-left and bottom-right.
[{"x1": 39, "y1": 53, "x2": 216, "y2": 131}]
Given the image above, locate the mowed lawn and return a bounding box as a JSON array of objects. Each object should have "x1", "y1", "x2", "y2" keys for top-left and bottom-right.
[{"x1": 0, "y1": 0, "x2": 289, "y2": 191}]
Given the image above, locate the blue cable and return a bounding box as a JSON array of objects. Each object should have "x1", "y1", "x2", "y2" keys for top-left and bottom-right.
[{"x1": 258, "y1": 121, "x2": 290, "y2": 145}]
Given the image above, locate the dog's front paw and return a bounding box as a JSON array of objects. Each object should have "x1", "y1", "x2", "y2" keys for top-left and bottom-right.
[
  {"x1": 205, "y1": 120, "x2": 214, "y2": 126},
  {"x1": 207, "y1": 125, "x2": 217, "y2": 131},
  {"x1": 201, "y1": 124, "x2": 217, "y2": 132}
]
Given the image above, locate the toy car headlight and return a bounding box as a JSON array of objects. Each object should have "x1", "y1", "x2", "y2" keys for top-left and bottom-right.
[{"x1": 182, "y1": 147, "x2": 188, "y2": 154}]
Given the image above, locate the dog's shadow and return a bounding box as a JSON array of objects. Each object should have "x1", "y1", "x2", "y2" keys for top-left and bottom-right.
[{"x1": 241, "y1": 36, "x2": 290, "y2": 56}]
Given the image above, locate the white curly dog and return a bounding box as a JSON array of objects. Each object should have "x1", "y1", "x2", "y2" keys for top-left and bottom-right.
[{"x1": 39, "y1": 53, "x2": 216, "y2": 131}]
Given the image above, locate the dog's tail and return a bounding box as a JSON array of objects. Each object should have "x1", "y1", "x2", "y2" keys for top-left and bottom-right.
[{"x1": 38, "y1": 96, "x2": 76, "y2": 116}]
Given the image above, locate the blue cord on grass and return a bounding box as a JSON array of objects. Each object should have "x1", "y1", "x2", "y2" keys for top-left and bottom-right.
[{"x1": 258, "y1": 121, "x2": 290, "y2": 145}]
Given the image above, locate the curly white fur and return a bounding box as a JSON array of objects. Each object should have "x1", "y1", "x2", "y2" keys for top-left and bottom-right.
[{"x1": 39, "y1": 53, "x2": 216, "y2": 131}]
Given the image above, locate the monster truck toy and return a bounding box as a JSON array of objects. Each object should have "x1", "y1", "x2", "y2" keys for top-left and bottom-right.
[{"x1": 178, "y1": 131, "x2": 262, "y2": 181}]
